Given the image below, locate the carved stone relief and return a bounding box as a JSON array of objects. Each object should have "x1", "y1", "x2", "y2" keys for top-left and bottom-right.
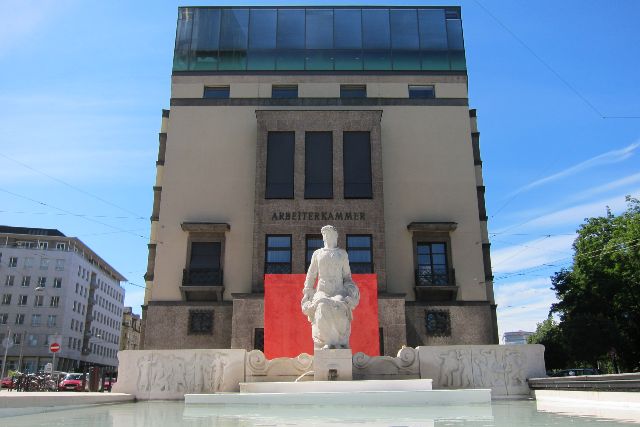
[
  {"x1": 246, "y1": 350, "x2": 313, "y2": 382},
  {"x1": 352, "y1": 346, "x2": 419, "y2": 380}
]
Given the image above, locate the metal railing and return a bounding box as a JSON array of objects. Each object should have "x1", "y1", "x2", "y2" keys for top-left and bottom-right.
[
  {"x1": 415, "y1": 268, "x2": 455, "y2": 287},
  {"x1": 182, "y1": 268, "x2": 223, "y2": 286}
]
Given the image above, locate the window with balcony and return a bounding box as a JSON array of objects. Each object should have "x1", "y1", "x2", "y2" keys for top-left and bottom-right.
[
  {"x1": 266, "y1": 131, "x2": 295, "y2": 199},
  {"x1": 184, "y1": 242, "x2": 222, "y2": 286},
  {"x1": 346, "y1": 235, "x2": 373, "y2": 273},
  {"x1": 265, "y1": 235, "x2": 292, "y2": 273},
  {"x1": 416, "y1": 242, "x2": 450, "y2": 286}
]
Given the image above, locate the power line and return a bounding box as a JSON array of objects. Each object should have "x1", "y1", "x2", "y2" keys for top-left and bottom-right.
[
  {"x1": 0, "y1": 153, "x2": 146, "y2": 219},
  {"x1": 472, "y1": 0, "x2": 640, "y2": 120},
  {"x1": 0, "y1": 209, "x2": 145, "y2": 221},
  {"x1": 0, "y1": 187, "x2": 161, "y2": 245}
]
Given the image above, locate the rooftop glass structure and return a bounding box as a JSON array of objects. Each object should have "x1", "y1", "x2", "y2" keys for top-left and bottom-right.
[{"x1": 173, "y1": 6, "x2": 466, "y2": 73}]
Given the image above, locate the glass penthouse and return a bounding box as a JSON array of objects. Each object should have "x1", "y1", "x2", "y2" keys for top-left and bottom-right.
[{"x1": 142, "y1": 6, "x2": 497, "y2": 355}]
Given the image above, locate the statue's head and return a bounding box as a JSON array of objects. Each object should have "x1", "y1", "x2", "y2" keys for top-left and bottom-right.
[{"x1": 321, "y1": 225, "x2": 338, "y2": 249}]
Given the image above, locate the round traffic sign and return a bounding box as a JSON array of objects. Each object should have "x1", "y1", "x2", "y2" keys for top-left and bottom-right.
[{"x1": 50, "y1": 342, "x2": 60, "y2": 353}]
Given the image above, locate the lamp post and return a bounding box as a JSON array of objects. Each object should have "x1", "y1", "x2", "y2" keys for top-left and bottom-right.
[{"x1": 1, "y1": 326, "x2": 12, "y2": 380}]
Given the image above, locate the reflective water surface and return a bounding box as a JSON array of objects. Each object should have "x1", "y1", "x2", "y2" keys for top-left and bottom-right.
[{"x1": 2, "y1": 400, "x2": 639, "y2": 426}]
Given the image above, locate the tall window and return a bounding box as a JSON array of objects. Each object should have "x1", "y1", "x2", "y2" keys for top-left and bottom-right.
[
  {"x1": 5, "y1": 275, "x2": 14, "y2": 286},
  {"x1": 34, "y1": 295, "x2": 43, "y2": 307},
  {"x1": 416, "y1": 242, "x2": 449, "y2": 285},
  {"x1": 266, "y1": 132, "x2": 295, "y2": 198},
  {"x1": 346, "y1": 235, "x2": 373, "y2": 273},
  {"x1": 343, "y1": 131, "x2": 372, "y2": 198},
  {"x1": 53, "y1": 278, "x2": 62, "y2": 288},
  {"x1": 265, "y1": 235, "x2": 292, "y2": 273},
  {"x1": 305, "y1": 132, "x2": 333, "y2": 198},
  {"x1": 8, "y1": 257, "x2": 17, "y2": 267},
  {"x1": 17, "y1": 295, "x2": 27, "y2": 306},
  {"x1": 185, "y1": 242, "x2": 222, "y2": 285},
  {"x1": 305, "y1": 235, "x2": 324, "y2": 270},
  {"x1": 21, "y1": 276, "x2": 30, "y2": 287}
]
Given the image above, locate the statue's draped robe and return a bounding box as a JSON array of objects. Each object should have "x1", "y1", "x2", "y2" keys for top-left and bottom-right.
[{"x1": 302, "y1": 248, "x2": 360, "y2": 348}]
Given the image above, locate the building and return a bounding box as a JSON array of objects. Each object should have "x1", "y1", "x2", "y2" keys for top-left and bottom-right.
[
  {"x1": 142, "y1": 6, "x2": 497, "y2": 355},
  {"x1": 120, "y1": 307, "x2": 141, "y2": 350},
  {"x1": 0, "y1": 226, "x2": 126, "y2": 373},
  {"x1": 503, "y1": 331, "x2": 533, "y2": 345}
]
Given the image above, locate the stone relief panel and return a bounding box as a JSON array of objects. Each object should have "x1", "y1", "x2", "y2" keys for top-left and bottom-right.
[
  {"x1": 352, "y1": 346, "x2": 419, "y2": 380},
  {"x1": 246, "y1": 350, "x2": 314, "y2": 382},
  {"x1": 417, "y1": 344, "x2": 546, "y2": 396},
  {"x1": 113, "y1": 349, "x2": 245, "y2": 399}
]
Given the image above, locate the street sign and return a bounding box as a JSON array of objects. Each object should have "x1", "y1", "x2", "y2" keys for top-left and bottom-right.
[
  {"x1": 1, "y1": 337, "x2": 13, "y2": 349},
  {"x1": 44, "y1": 362, "x2": 53, "y2": 373},
  {"x1": 49, "y1": 342, "x2": 60, "y2": 353}
]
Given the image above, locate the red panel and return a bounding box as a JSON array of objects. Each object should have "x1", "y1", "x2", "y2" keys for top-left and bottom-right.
[{"x1": 264, "y1": 274, "x2": 379, "y2": 359}]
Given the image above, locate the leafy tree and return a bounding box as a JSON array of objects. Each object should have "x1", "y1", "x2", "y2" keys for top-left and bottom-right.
[
  {"x1": 527, "y1": 315, "x2": 569, "y2": 370},
  {"x1": 550, "y1": 197, "x2": 640, "y2": 371}
]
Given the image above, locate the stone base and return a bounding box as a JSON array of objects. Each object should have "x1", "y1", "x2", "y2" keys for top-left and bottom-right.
[{"x1": 314, "y1": 348, "x2": 352, "y2": 381}]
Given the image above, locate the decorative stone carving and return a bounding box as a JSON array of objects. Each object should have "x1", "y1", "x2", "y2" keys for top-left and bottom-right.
[
  {"x1": 301, "y1": 225, "x2": 360, "y2": 349},
  {"x1": 417, "y1": 344, "x2": 546, "y2": 396},
  {"x1": 113, "y1": 349, "x2": 245, "y2": 399},
  {"x1": 352, "y1": 346, "x2": 420, "y2": 380},
  {"x1": 245, "y1": 350, "x2": 313, "y2": 382}
]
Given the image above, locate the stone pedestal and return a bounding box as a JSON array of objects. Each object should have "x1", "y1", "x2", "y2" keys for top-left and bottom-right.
[{"x1": 314, "y1": 349, "x2": 352, "y2": 381}]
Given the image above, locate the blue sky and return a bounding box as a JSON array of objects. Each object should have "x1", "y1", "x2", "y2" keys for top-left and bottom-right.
[{"x1": 1, "y1": 1, "x2": 639, "y2": 342}]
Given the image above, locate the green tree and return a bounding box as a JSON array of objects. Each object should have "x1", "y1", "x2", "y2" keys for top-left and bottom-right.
[
  {"x1": 550, "y1": 197, "x2": 640, "y2": 371},
  {"x1": 527, "y1": 315, "x2": 569, "y2": 370}
]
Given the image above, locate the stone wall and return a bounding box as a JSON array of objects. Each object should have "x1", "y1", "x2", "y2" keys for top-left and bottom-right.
[
  {"x1": 143, "y1": 302, "x2": 233, "y2": 349},
  {"x1": 418, "y1": 345, "x2": 546, "y2": 396},
  {"x1": 115, "y1": 344, "x2": 544, "y2": 399}
]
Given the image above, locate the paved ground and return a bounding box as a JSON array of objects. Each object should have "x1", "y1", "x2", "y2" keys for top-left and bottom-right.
[{"x1": 0, "y1": 390, "x2": 134, "y2": 409}]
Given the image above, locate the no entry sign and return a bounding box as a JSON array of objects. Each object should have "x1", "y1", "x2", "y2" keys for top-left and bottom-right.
[{"x1": 49, "y1": 342, "x2": 60, "y2": 353}]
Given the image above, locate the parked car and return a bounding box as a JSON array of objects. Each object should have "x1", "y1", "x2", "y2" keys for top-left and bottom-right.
[
  {"x1": 1, "y1": 377, "x2": 13, "y2": 389},
  {"x1": 552, "y1": 368, "x2": 601, "y2": 377},
  {"x1": 58, "y1": 373, "x2": 86, "y2": 391}
]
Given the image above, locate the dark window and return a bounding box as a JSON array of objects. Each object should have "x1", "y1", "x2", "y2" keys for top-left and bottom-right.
[
  {"x1": 188, "y1": 310, "x2": 213, "y2": 334},
  {"x1": 379, "y1": 327, "x2": 384, "y2": 355},
  {"x1": 343, "y1": 132, "x2": 372, "y2": 198},
  {"x1": 340, "y1": 85, "x2": 367, "y2": 98},
  {"x1": 249, "y1": 9, "x2": 277, "y2": 49},
  {"x1": 272, "y1": 85, "x2": 298, "y2": 98},
  {"x1": 254, "y1": 328, "x2": 264, "y2": 351},
  {"x1": 390, "y1": 9, "x2": 419, "y2": 49},
  {"x1": 186, "y1": 242, "x2": 222, "y2": 285},
  {"x1": 306, "y1": 9, "x2": 333, "y2": 49},
  {"x1": 346, "y1": 235, "x2": 373, "y2": 273},
  {"x1": 204, "y1": 86, "x2": 230, "y2": 99},
  {"x1": 190, "y1": 9, "x2": 221, "y2": 71},
  {"x1": 362, "y1": 9, "x2": 390, "y2": 49},
  {"x1": 418, "y1": 9, "x2": 447, "y2": 50},
  {"x1": 416, "y1": 242, "x2": 449, "y2": 286},
  {"x1": 409, "y1": 85, "x2": 435, "y2": 99},
  {"x1": 305, "y1": 132, "x2": 333, "y2": 198},
  {"x1": 277, "y1": 9, "x2": 305, "y2": 49},
  {"x1": 266, "y1": 131, "x2": 295, "y2": 198},
  {"x1": 265, "y1": 235, "x2": 292, "y2": 274},
  {"x1": 425, "y1": 309, "x2": 451, "y2": 336},
  {"x1": 305, "y1": 235, "x2": 323, "y2": 270},
  {"x1": 219, "y1": 9, "x2": 249, "y2": 50},
  {"x1": 334, "y1": 9, "x2": 362, "y2": 49}
]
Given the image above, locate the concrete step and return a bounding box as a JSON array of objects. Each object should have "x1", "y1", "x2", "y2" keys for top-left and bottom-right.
[{"x1": 240, "y1": 378, "x2": 433, "y2": 393}]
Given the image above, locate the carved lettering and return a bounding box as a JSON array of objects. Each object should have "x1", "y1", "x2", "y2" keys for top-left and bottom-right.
[
  {"x1": 335, "y1": 212, "x2": 343, "y2": 220},
  {"x1": 345, "y1": 213, "x2": 353, "y2": 220},
  {"x1": 272, "y1": 212, "x2": 277, "y2": 221}
]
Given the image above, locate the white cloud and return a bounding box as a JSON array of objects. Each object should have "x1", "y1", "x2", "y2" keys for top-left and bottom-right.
[
  {"x1": 569, "y1": 172, "x2": 640, "y2": 203},
  {"x1": 510, "y1": 141, "x2": 640, "y2": 195},
  {"x1": 491, "y1": 234, "x2": 575, "y2": 274}
]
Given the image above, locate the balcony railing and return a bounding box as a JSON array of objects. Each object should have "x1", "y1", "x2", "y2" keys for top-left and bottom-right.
[
  {"x1": 182, "y1": 268, "x2": 223, "y2": 286},
  {"x1": 415, "y1": 268, "x2": 455, "y2": 287}
]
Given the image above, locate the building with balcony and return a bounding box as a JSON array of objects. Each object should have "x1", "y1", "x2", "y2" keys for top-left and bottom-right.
[
  {"x1": 142, "y1": 6, "x2": 497, "y2": 355},
  {"x1": 0, "y1": 226, "x2": 126, "y2": 373},
  {"x1": 120, "y1": 307, "x2": 141, "y2": 350}
]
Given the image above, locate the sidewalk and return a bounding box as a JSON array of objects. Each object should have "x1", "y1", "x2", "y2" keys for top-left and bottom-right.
[{"x1": 0, "y1": 390, "x2": 134, "y2": 417}]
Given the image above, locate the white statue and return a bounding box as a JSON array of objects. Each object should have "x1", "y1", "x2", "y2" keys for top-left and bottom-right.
[{"x1": 301, "y1": 225, "x2": 360, "y2": 349}]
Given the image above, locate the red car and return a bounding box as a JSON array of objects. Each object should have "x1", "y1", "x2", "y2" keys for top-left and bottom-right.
[
  {"x1": 58, "y1": 373, "x2": 85, "y2": 391},
  {"x1": 1, "y1": 377, "x2": 13, "y2": 389}
]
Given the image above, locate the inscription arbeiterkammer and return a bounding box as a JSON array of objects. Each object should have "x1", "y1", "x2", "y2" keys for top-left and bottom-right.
[{"x1": 141, "y1": 6, "x2": 498, "y2": 355}]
